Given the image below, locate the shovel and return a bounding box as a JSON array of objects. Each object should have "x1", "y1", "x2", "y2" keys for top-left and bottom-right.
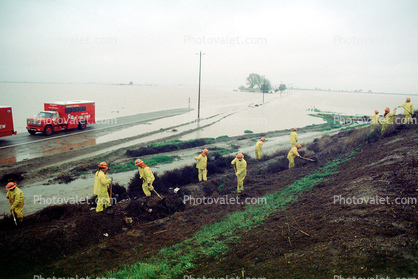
[
  {"x1": 300, "y1": 156, "x2": 317, "y2": 162},
  {"x1": 109, "y1": 178, "x2": 113, "y2": 201},
  {"x1": 153, "y1": 189, "x2": 164, "y2": 200},
  {"x1": 11, "y1": 210, "x2": 17, "y2": 226}
]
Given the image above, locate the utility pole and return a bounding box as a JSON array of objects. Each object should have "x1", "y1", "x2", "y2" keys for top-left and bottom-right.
[
  {"x1": 197, "y1": 51, "x2": 205, "y2": 119},
  {"x1": 263, "y1": 76, "x2": 265, "y2": 104}
]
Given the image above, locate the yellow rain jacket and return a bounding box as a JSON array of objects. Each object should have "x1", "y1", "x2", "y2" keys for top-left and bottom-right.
[
  {"x1": 231, "y1": 158, "x2": 247, "y2": 193},
  {"x1": 194, "y1": 154, "x2": 208, "y2": 181},
  {"x1": 381, "y1": 109, "x2": 397, "y2": 134},
  {"x1": 255, "y1": 140, "x2": 264, "y2": 159},
  {"x1": 370, "y1": 114, "x2": 381, "y2": 131},
  {"x1": 6, "y1": 186, "x2": 25, "y2": 220},
  {"x1": 139, "y1": 166, "x2": 155, "y2": 196},
  {"x1": 290, "y1": 131, "x2": 298, "y2": 148},
  {"x1": 94, "y1": 170, "x2": 111, "y2": 212},
  {"x1": 399, "y1": 102, "x2": 414, "y2": 116},
  {"x1": 398, "y1": 102, "x2": 414, "y2": 123},
  {"x1": 287, "y1": 147, "x2": 301, "y2": 169}
]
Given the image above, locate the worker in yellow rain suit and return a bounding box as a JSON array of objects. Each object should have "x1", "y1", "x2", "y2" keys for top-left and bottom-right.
[
  {"x1": 194, "y1": 149, "x2": 209, "y2": 181},
  {"x1": 287, "y1": 144, "x2": 302, "y2": 169},
  {"x1": 94, "y1": 162, "x2": 112, "y2": 213},
  {"x1": 135, "y1": 159, "x2": 155, "y2": 197},
  {"x1": 255, "y1": 137, "x2": 265, "y2": 159},
  {"x1": 231, "y1": 153, "x2": 247, "y2": 193},
  {"x1": 290, "y1": 128, "x2": 298, "y2": 148},
  {"x1": 6, "y1": 182, "x2": 25, "y2": 222},
  {"x1": 370, "y1": 110, "x2": 381, "y2": 132},
  {"x1": 381, "y1": 107, "x2": 397, "y2": 135},
  {"x1": 398, "y1": 97, "x2": 414, "y2": 124}
]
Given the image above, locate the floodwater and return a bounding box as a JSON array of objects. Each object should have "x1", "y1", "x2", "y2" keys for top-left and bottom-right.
[{"x1": 0, "y1": 82, "x2": 415, "y2": 217}]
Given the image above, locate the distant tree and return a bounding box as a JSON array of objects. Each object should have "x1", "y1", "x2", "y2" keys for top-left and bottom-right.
[
  {"x1": 260, "y1": 79, "x2": 272, "y2": 93},
  {"x1": 278, "y1": 83, "x2": 287, "y2": 92},
  {"x1": 239, "y1": 85, "x2": 245, "y2": 91},
  {"x1": 246, "y1": 73, "x2": 262, "y2": 88}
]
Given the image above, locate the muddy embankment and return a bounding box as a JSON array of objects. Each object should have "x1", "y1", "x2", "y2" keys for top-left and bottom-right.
[{"x1": 0, "y1": 113, "x2": 417, "y2": 279}]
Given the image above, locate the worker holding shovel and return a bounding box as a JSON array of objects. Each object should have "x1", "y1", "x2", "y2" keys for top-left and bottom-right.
[
  {"x1": 290, "y1": 128, "x2": 298, "y2": 148},
  {"x1": 398, "y1": 98, "x2": 414, "y2": 124},
  {"x1": 287, "y1": 144, "x2": 302, "y2": 169},
  {"x1": 94, "y1": 162, "x2": 113, "y2": 213},
  {"x1": 6, "y1": 182, "x2": 25, "y2": 224},
  {"x1": 255, "y1": 137, "x2": 265, "y2": 159},
  {"x1": 194, "y1": 148, "x2": 209, "y2": 181},
  {"x1": 135, "y1": 159, "x2": 156, "y2": 197},
  {"x1": 231, "y1": 153, "x2": 247, "y2": 194}
]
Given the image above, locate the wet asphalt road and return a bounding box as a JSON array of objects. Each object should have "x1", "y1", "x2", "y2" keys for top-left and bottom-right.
[{"x1": 0, "y1": 108, "x2": 191, "y2": 166}]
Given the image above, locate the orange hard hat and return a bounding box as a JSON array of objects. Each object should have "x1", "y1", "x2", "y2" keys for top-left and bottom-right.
[
  {"x1": 98, "y1": 161, "x2": 108, "y2": 169},
  {"x1": 293, "y1": 127, "x2": 297, "y2": 131},
  {"x1": 236, "y1": 152, "x2": 244, "y2": 160},
  {"x1": 296, "y1": 144, "x2": 302, "y2": 149},
  {"x1": 374, "y1": 110, "x2": 379, "y2": 114},
  {"x1": 135, "y1": 159, "x2": 143, "y2": 166},
  {"x1": 385, "y1": 107, "x2": 390, "y2": 113},
  {"x1": 406, "y1": 98, "x2": 411, "y2": 102},
  {"x1": 203, "y1": 149, "x2": 209, "y2": 153},
  {"x1": 261, "y1": 137, "x2": 265, "y2": 141},
  {"x1": 6, "y1": 182, "x2": 17, "y2": 191}
]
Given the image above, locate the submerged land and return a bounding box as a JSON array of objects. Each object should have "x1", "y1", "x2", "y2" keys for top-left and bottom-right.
[{"x1": 0, "y1": 113, "x2": 417, "y2": 278}]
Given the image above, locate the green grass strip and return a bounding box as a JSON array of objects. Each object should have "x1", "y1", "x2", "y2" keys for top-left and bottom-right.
[
  {"x1": 106, "y1": 151, "x2": 357, "y2": 278},
  {"x1": 110, "y1": 156, "x2": 174, "y2": 173}
]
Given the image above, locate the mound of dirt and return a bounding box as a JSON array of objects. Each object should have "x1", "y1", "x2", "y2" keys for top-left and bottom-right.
[{"x1": 1, "y1": 122, "x2": 417, "y2": 279}]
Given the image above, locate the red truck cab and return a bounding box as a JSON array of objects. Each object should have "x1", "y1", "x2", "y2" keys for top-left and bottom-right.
[
  {"x1": 0, "y1": 106, "x2": 17, "y2": 138},
  {"x1": 26, "y1": 100, "x2": 95, "y2": 135}
]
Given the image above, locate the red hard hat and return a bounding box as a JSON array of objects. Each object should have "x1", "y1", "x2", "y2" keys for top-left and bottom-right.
[
  {"x1": 374, "y1": 110, "x2": 379, "y2": 114},
  {"x1": 98, "y1": 161, "x2": 108, "y2": 169},
  {"x1": 296, "y1": 144, "x2": 302, "y2": 149},
  {"x1": 293, "y1": 127, "x2": 297, "y2": 131},
  {"x1": 261, "y1": 137, "x2": 265, "y2": 141},
  {"x1": 135, "y1": 159, "x2": 143, "y2": 166},
  {"x1": 236, "y1": 152, "x2": 244, "y2": 160},
  {"x1": 385, "y1": 108, "x2": 390, "y2": 113},
  {"x1": 203, "y1": 149, "x2": 209, "y2": 153},
  {"x1": 406, "y1": 98, "x2": 411, "y2": 102},
  {"x1": 6, "y1": 182, "x2": 17, "y2": 191}
]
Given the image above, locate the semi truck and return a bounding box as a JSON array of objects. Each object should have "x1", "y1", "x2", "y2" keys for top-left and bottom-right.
[
  {"x1": 0, "y1": 106, "x2": 17, "y2": 138},
  {"x1": 26, "y1": 100, "x2": 95, "y2": 135}
]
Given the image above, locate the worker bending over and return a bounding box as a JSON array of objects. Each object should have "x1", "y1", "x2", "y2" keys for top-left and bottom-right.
[
  {"x1": 231, "y1": 153, "x2": 247, "y2": 194},
  {"x1": 6, "y1": 182, "x2": 25, "y2": 223},
  {"x1": 287, "y1": 144, "x2": 302, "y2": 169},
  {"x1": 255, "y1": 137, "x2": 265, "y2": 159},
  {"x1": 136, "y1": 159, "x2": 155, "y2": 197},
  {"x1": 194, "y1": 149, "x2": 209, "y2": 181}
]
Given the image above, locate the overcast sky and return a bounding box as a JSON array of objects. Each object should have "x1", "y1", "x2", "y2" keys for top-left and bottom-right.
[{"x1": 1, "y1": 0, "x2": 417, "y2": 93}]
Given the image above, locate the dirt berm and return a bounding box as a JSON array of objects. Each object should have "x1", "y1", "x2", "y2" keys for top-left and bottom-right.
[{"x1": 0, "y1": 123, "x2": 417, "y2": 278}]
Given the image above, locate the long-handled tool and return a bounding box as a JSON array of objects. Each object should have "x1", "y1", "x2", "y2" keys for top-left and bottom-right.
[
  {"x1": 153, "y1": 189, "x2": 164, "y2": 200},
  {"x1": 109, "y1": 177, "x2": 113, "y2": 201},
  {"x1": 403, "y1": 107, "x2": 416, "y2": 118},
  {"x1": 300, "y1": 156, "x2": 317, "y2": 162},
  {"x1": 11, "y1": 210, "x2": 17, "y2": 226}
]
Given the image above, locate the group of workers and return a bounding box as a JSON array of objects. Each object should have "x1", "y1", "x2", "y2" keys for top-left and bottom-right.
[
  {"x1": 371, "y1": 98, "x2": 414, "y2": 134},
  {"x1": 6, "y1": 98, "x2": 414, "y2": 219}
]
